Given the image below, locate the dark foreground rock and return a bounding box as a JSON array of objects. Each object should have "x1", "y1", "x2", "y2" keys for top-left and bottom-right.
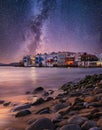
[
  {"x1": 32, "y1": 98, "x2": 45, "y2": 105},
  {"x1": 13, "y1": 104, "x2": 31, "y2": 112},
  {"x1": 32, "y1": 87, "x2": 44, "y2": 94},
  {"x1": 60, "y1": 124, "x2": 81, "y2": 130},
  {"x1": 15, "y1": 110, "x2": 31, "y2": 117},
  {"x1": 89, "y1": 127, "x2": 101, "y2": 130},
  {"x1": 53, "y1": 103, "x2": 67, "y2": 112},
  {"x1": 26, "y1": 118, "x2": 55, "y2": 130},
  {"x1": 67, "y1": 116, "x2": 88, "y2": 126},
  {"x1": 0, "y1": 100, "x2": 5, "y2": 104},
  {"x1": 4, "y1": 128, "x2": 18, "y2": 130},
  {"x1": 81, "y1": 120, "x2": 97, "y2": 130},
  {"x1": 35, "y1": 107, "x2": 50, "y2": 114},
  {"x1": 3, "y1": 102, "x2": 11, "y2": 106}
]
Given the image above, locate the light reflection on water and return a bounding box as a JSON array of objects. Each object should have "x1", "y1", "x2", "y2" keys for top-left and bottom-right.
[{"x1": 0, "y1": 67, "x2": 102, "y2": 97}]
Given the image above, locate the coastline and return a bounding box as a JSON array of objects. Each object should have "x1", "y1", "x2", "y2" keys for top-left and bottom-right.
[{"x1": 0, "y1": 74, "x2": 102, "y2": 130}]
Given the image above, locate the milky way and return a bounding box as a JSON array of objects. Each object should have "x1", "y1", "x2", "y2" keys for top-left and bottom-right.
[{"x1": 0, "y1": 0, "x2": 102, "y2": 63}]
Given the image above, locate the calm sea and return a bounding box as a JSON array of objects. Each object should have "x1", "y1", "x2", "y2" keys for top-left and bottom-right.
[{"x1": 0, "y1": 67, "x2": 102, "y2": 97}]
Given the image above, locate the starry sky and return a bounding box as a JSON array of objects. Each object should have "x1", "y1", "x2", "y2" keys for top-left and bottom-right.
[{"x1": 0, "y1": 0, "x2": 102, "y2": 63}]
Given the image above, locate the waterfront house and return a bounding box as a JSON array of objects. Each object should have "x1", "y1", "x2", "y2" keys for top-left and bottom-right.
[
  {"x1": 57, "y1": 52, "x2": 66, "y2": 66},
  {"x1": 80, "y1": 53, "x2": 98, "y2": 67},
  {"x1": 65, "y1": 57, "x2": 75, "y2": 66},
  {"x1": 96, "y1": 53, "x2": 102, "y2": 67},
  {"x1": 35, "y1": 54, "x2": 44, "y2": 67},
  {"x1": 23, "y1": 55, "x2": 32, "y2": 67}
]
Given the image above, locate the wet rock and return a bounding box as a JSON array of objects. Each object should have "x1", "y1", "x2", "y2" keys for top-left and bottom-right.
[
  {"x1": 60, "y1": 124, "x2": 81, "y2": 130},
  {"x1": 59, "y1": 106, "x2": 72, "y2": 116},
  {"x1": 81, "y1": 120, "x2": 97, "y2": 130},
  {"x1": 3, "y1": 102, "x2": 11, "y2": 106},
  {"x1": 53, "y1": 114, "x2": 63, "y2": 123},
  {"x1": 26, "y1": 118, "x2": 55, "y2": 130},
  {"x1": 83, "y1": 102, "x2": 89, "y2": 108},
  {"x1": 42, "y1": 91, "x2": 49, "y2": 96},
  {"x1": 89, "y1": 127, "x2": 101, "y2": 130},
  {"x1": 15, "y1": 110, "x2": 31, "y2": 117},
  {"x1": 70, "y1": 92, "x2": 82, "y2": 97},
  {"x1": 36, "y1": 107, "x2": 50, "y2": 114},
  {"x1": 60, "y1": 81, "x2": 74, "y2": 92},
  {"x1": 46, "y1": 97, "x2": 53, "y2": 102},
  {"x1": 97, "y1": 118, "x2": 102, "y2": 128},
  {"x1": 32, "y1": 98, "x2": 45, "y2": 105},
  {"x1": 48, "y1": 90, "x2": 54, "y2": 94},
  {"x1": 27, "y1": 119, "x2": 36, "y2": 125},
  {"x1": 90, "y1": 112, "x2": 102, "y2": 119},
  {"x1": 4, "y1": 128, "x2": 17, "y2": 130},
  {"x1": 56, "y1": 93, "x2": 65, "y2": 99},
  {"x1": 88, "y1": 109, "x2": 99, "y2": 119},
  {"x1": 89, "y1": 102, "x2": 102, "y2": 107},
  {"x1": 0, "y1": 100, "x2": 4, "y2": 104},
  {"x1": 54, "y1": 103, "x2": 67, "y2": 112},
  {"x1": 13, "y1": 104, "x2": 31, "y2": 112},
  {"x1": 56, "y1": 120, "x2": 68, "y2": 128},
  {"x1": 32, "y1": 87, "x2": 44, "y2": 94},
  {"x1": 71, "y1": 105, "x2": 84, "y2": 111},
  {"x1": 73, "y1": 98, "x2": 84, "y2": 105},
  {"x1": 59, "y1": 99, "x2": 66, "y2": 103},
  {"x1": 25, "y1": 91, "x2": 31, "y2": 94},
  {"x1": 68, "y1": 116, "x2": 88, "y2": 126}
]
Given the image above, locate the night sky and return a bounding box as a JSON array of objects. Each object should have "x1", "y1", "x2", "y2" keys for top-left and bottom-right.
[{"x1": 0, "y1": 0, "x2": 102, "y2": 63}]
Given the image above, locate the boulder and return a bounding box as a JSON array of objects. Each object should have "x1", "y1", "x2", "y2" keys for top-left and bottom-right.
[
  {"x1": 84, "y1": 96, "x2": 96, "y2": 103},
  {"x1": 36, "y1": 107, "x2": 50, "y2": 114},
  {"x1": 4, "y1": 128, "x2": 17, "y2": 130},
  {"x1": 27, "y1": 119, "x2": 36, "y2": 125},
  {"x1": 56, "y1": 120, "x2": 68, "y2": 128},
  {"x1": 13, "y1": 104, "x2": 31, "y2": 112},
  {"x1": 53, "y1": 114, "x2": 63, "y2": 123},
  {"x1": 42, "y1": 91, "x2": 49, "y2": 96},
  {"x1": 3, "y1": 102, "x2": 11, "y2": 106},
  {"x1": 60, "y1": 124, "x2": 81, "y2": 130},
  {"x1": 48, "y1": 90, "x2": 54, "y2": 94},
  {"x1": 81, "y1": 120, "x2": 97, "y2": 130},
  {"x1": 97, "y1": 118, "x2": 102, "y2": 128},
  {"x1": 26, "y1": 118, "x2": 55, "y2": 130},
  {"x1": 68, "y1": 116, "x2": 88, "y2": 126},
  {"x1": 54, "y1": 103, "x2": 67, "y2": 112},
  {"x1": 32, "y1": 87, "x2": 44, "y2": 94},
  {"x1": 15, "y1": 110, "x2": 31, "y2": 117},
  {"x1": 32, "y1": 98, "x2": 45, "y2": 105},
  {"x1": 89, "y1": 127, "x2": 101, "y2": 130},
  {"x1": 89, "y1": 102, "x2": 102, "y2": 107},
  {"x1": 46, "y1": 97, "x2": 53, "y2": 102},
  {"x1": 25, "y1": 91, "x2": 31, "y2": 94},
  {"x1": 0, "y1": 100, "x2": 4, "y2": 104}
]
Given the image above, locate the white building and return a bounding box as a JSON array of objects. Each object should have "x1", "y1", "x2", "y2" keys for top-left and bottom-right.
[
  {"x1": 97, "y1": 53, "x2": 102, "y2": 67},
  {"x1": 23, "y1": 55, "x2": 31, "y2": 67}
]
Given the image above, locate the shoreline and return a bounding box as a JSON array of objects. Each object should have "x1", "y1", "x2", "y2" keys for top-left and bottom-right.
[
  {"x1": 0, "y1": 74, "x2": 102, "y2": 130},
  {"x1": 0, "y1": 65, "x2": 102, "y2": 68}
]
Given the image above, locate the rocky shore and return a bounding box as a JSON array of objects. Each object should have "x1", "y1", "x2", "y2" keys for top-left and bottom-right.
[{"x1": 0, "y1": 74, "x2": 102, "y2": 130}]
